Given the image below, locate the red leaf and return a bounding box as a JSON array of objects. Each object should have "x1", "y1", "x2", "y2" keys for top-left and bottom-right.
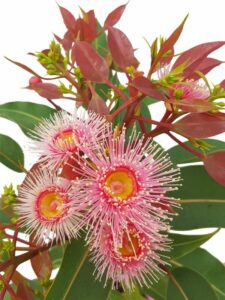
[
  {"x1": 62, "y1": 30, "x2": 74, "y2": 51},
  {"x1": 5, "y1": 57, "x2": 42, "y2": 78},
  {"x1": 186, "y1": 58, "x2": 223, "y2": 80},
  {"x1": 31, "y1": 249, "x2": 52, "y2": 280},
  {"x1": 174, "y1": 112, "x2": 225, "y2": 138},
  {"x1": 168, "y1": 98, "x2": 213, "y2": 113},
  {"x1": 59, "y1": 6, "x2": 76, "y2": 32},
  {"x1": 204, "y1": 151, "x2": 225, "y2": 186},
  {"x1": 72, "y1": 41, "x2": 109, "y2": 83},
  {"x1": 107, "y1": 27, "x2": 138, "y2": 70},
  {"x1": 172, "y1": 41, "x2": 225, "y2": 73},
  {"x1": 131, "y1": 76, "x2": 165, "y2": 100},
  {"x1": 88, "y1": 93, "x2": 109, "y2": 115},
  {"x1": 150, "y1": 15, "x2": 187, "y2": 73},
  {"x1": 17, "y1": 283, "x2": 33, "y2": 300},
  {"x1": 104, "y1": 4, "x2": 127, "y2": 28},
  {"x1": 28, "y1": 82, "x2": 63, "y2": 99},
  {"x1": 76, "y1": 18, "x2": 97, "y2": 43}
]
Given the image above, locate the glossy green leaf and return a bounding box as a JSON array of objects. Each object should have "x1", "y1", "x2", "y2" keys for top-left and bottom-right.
[
  {"x1": 176, "y1": 248, "x2": 225, "y2": 299},
  {"x1": 168, "y1": 139, "x2": 225, "y2": 165},
  {"x1": 0, "y1": 101, "x2": 55, "y2": 136},
  {"x1": 167, "y1": 267, "x2": 218, "y2": 300},
  {"x1": 169, "y1": 230, "x2": 218, "y2": 259},
  {"x1": 49, "y1": 246, "x2": 64, "y2": 269},
  {"x1": 142, "y1": 274, "x2": 168, "y2": 300},
  {"x1": 171, "y1": 165, "x2": 225, "y2": 230},
  {"x1": 110, "y1": 287, "x2": 145, "y2": 300},
  {"x1": 92, "y1": 29, "x2": 108, "y2": 57},
  {"x1": 142, "y1": 97, "x2": 159, "y2": 106},
  {"x1": 0, "y1": 134, "x2": 24, "y2": 172},
  {"x1": 46, "y1": 238, "x2": 111, "y2": 300}
]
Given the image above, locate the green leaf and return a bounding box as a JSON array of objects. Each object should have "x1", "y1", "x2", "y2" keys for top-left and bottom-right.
[
  {"x1": 142, "y1": 274, "x2": 168, "y2": 300},
  {"x1": 46, "y1": 238, "x2": 111, "y2": 300},
  {"x1": 167, "y1": 267, "x2": 218, "y2": 300},
  {"x1": 142, "y1": 96, "x2": 159, "y2": 106},
  {"x1": 0, "y1": 134, "x2": 24, "y2": 172},
  {"x1": 168, "y1": 139, "x2": 225, "y2": 165},
  {"x1": 110, "y1": 287, "x2": 145, "y2": 300},
  {"x1": 171, "y1": 166, "x2": 225, "y2": 230},
  {"x1": 0, "y1": 101, "x2": 55, "y2": 136},
  {"x1": 169, "y1": 230, "x2": 218, "y2": 259},
  {"x1": 49, "y1": 245, "x2": 64, "y2": 269},
  {"x1": 92, "y1": 30, "x2": 108, "y2": 58},
  {"x1": 176, "y1": 248, "x2": 225, "y2": 299}
]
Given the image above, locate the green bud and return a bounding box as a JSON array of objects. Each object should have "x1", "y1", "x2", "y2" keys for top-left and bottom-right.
[
  {"x1": 1, "y1": 184, "x2": 17, "y2": 206},
  {"x1": 174, "y1": 88, "x2": 183, "y2": 99},
  {"x1": 3, "y1": 239, "x2": 14, "y2": 253},
  {"x1": 0, "y1": 280, "x2": 4, "y2": 291},
  {"x1": 74, "y1": 67, "x2": 81, "y2": 76},
  {"x1": 118, "y1": 84, "x2": 126, "y2": 91},
  {"x1": 125, "y1": 66, "x2": 135, "y2": 75}
]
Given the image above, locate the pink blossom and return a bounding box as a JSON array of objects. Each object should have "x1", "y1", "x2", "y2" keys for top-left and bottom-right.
[
  {"x1": 168, "y1": 79, "x2": 210, "y2": 100},
  {"x1": 91, "y1": 223, "x2": 169, "y2": 290},
  {"x1": 15, "y1": 169, "x2": 80, "y2": 244},
  {"x1": 30, "y1": 110, "x2": 108, "y2": 170},
  {"x1": 71, "y1": 127, "x2": 180, "y2": 247}
]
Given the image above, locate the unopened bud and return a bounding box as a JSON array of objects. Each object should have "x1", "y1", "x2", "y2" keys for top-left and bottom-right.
[{"x1": 29, "y1": 76, "x2": 42, "y2": 87}]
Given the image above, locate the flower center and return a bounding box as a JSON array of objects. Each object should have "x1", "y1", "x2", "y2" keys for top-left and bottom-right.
[
  {"x1": 53, "y1": 128, "x2": 77, "y2": 152},
  {"x1": 36, "y1": 189, "x2": 66, "y2": 220},
  {"x1": 117, "y1": 230, "x2": 141, "y2": 258},
  {"x1": 104, "y1": 167, "x2": 137, "y2": 201}
]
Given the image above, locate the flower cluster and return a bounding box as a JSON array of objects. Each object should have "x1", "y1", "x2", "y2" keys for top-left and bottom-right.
[{"x1": 15, "y1": 110, "x2": 180, "y2": 289}]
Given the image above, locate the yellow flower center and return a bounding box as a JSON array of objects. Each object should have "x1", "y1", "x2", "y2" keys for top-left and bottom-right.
[
  {"x1": 118, "y1": 230, "x2": 141, "y2": 258},
  {"x1": 37, "y1": 190, "x2": 66, "y2": 220},
  {"x1": 53, "y1": 129, "x2": 77, "y2": 151},
  {"x1": 105, "y1": 167, "x2": 137, "y2": 201}
]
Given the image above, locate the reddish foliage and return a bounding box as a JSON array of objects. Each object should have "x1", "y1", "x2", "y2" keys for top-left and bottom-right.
[
  {"x1": 59, "y1": 6, "x2": 77, "y2": 33},
  {"x1": 89, "y1": 92, "x2": 109, "y2": 115},
  {"x1": 107, "y1": 27, "x2": 138, "y2": 70},
  {"x1": 186, "y1": 58, "x2": 223, "y2": 80},
  {"x1": 131, "y1": 76, "x2": 165, "y2": 100},
  {"x1": 149, "y1": 15, "x2": 187, "y2": 73},
  {"x1": 17, "y1": 283, "x2": 33, "y2": 300},
  {"x1": 172, "y1": 41, "x2": 225, "y2": 78},
  {"x1": 167, "y1": 98, "x2": 214, "y2": 113},
  {"x1": 30, "y1": 249, "x2": 52, "y2": 280},
  {"x1": 72, "y1": 41, "x2": 109, "y2": 83},
  {"x1": 204, "y1": 151, "x2": 225, "y2": 186},
  {"x1": 173, "y1": 112, "x2": 225, "y2": 138},
  {"x1": 104, "y1": 4, "x2": 127, "y2": 28}
]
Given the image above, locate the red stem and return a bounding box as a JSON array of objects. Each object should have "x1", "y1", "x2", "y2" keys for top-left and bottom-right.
[
  {"x1": 105, "y1": 80, "x2": 129, "y2": 102},
  {"x1": 167, "y1": 132, "x2": 205, "y2": 160}
]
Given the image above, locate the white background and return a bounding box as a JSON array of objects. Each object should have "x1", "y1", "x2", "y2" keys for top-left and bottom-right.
[{"x1": 0, "y1": 0, "x2": 225, "y2": 278}]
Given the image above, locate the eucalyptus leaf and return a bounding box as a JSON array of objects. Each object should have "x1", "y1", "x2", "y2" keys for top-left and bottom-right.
[
  {"x1": 46, "y1": 238, "x2": 111, "y2": 300},
  {"x1": 110, "y1": 287, "x2": 145, "y2": 300},
  {"x1": 167, "y1": 267, "x2": 218, "y2": 300},
  {"x1": 0, "y1": 101, "x2": 55, "y2": 136},
  {"x1": 168, "y1": 139, "x2": 225, "y2": 165},
  {"x1": 169, "y1": 230, "x2": 218, "y2": 259},
  {"x1": 142, "y1": 274, "x2": 168, "y2": 300},
  {"x1": 0, "y1": 133, "x2": 24, "y2": 172},
  {"x1": 176, "y1": 248, "x2": 225, "y2": 299},
  {"x1": 171, "y1": 166, "x2": 225, "y2": 230}
]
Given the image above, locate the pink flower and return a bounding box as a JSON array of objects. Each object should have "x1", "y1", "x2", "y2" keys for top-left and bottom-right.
[
  {"x1": 71, "y1": 127, "x2": 180, "y2": 247},
  {"x1": 168, "y1": 79, "x2": 209, "y2": 100},
  {"x1": 91, "y1": 223, "x2": 169, "y2": 290},
  {"x1": 30, "y1": 110, "x2": 108, "y2": 170},
  {"x1": 15, "y1": 168, "x2": 80, "y2": 244}
]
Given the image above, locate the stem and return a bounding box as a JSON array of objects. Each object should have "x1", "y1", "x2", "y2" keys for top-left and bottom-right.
[
  {"x1": 176, "y1": 199, "x2": 225, "y2": 204},
  {"x1": 47, "y1": 98, "x2": 62, "y2": 111},
  {"x1": 167, "y1": 132, "x2": 205, "y2": 160},
  {"x1": 108, "y1": 98, "x2": 137, "y2": 121},
  {"x1": 166, "y1": 269, "x2": 189, "y2": 300},
  {"x1": 105, "y1": 80, "x2": 129, "y2": 102},
  {"x1": 0, "y1": 267, "x2": 17, "y2": 300},
  {"x1": 134, "y1": 116, "x2": 173, "y2": 129}
]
